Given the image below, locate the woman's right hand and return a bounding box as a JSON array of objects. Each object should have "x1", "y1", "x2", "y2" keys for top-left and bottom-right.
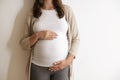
[
  {"x1": 36, "y1": 30, "x2": 58, "y2": 40},
  {"x1": 29, "y1": 30, "x2": 57, "y2": 47}
]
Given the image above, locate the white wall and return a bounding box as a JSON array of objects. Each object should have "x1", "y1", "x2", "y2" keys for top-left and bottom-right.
[
  {"x1": 0, "y1": 0, "x2": 120, "y2": 80},
  {"x1": 0, "y1": 0, "x2": 34, "y2": 80}
]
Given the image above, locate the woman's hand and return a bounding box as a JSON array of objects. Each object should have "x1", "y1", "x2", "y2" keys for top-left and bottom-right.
[
  {"x1": 49, "y1": 60, "x2": 70, "y2": 72},
  {"x1": 29, "y1": 30, "x2": 57, "y2": 47},
  {"x1": 49, "y1": 54, "x2": 75, "y2": 72},
  {"x1": 36, "y1": 30, "x2": 58, "y2": 40}
]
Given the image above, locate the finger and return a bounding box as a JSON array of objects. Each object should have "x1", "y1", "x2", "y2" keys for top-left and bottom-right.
[
  {"x1": 49, "y1": 65, "x2": 59, "y2": 70},
  {"x1": 49, "y1": 66, "x2": 56, "y2": 72},
  {"x1": 48, "y1": 35, "x2": 57, "y2": 38},
  {"x1": 50, "y1": 31, "x2": 58, "y2": 36},
  {"x1": 50, "y1": 67, "x2": 58, "y2": 72},
  {"x1": 49, "y1": 68, "x2": 55, "y2": 72},
  {"x1": 49, "y1": 66, "x2": 60, "y2": 72},
  {"x1": 45, "y1": 37, "x2": 53, "y2": 40},
  {"x1": 46, "y1": 36, "x2": 57, "y2": 40},
  {"x1": 46, "y1": 35, "x2": 57, "y2": 39},
  {"x1": 53, "y1": 61, "x2": 62, "y2": 65},
  {"x1": 49, "y1": 33, "x2": 57, "y2": 37},
  {"x1": 47, "y1": 32, "x2": 57, "y2": 38},
  {"x1": 53, "y1": 67, "x2": 60, "y2": 71},
  {"x1": 50, "y1": 64, "x2": 65, "y2": 71}
]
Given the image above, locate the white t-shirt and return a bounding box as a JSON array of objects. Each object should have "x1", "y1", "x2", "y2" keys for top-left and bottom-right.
[{"x1": 32, "y1": 8, "x2": 68, "y2": 67}]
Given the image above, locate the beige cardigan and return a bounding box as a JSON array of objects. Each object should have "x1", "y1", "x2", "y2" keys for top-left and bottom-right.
[{"x1": 20, "y1": 4, "x2": 80, "y2": 80}]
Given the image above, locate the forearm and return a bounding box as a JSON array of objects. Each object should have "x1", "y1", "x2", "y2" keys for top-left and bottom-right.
[{"x1": 29, "y1": 32, "x2": 38, "y2": 47}]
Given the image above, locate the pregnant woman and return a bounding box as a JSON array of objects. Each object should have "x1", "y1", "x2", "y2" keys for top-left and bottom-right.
[{"x1": 20, "y1": 0, "x2": 80, "y2": 80}]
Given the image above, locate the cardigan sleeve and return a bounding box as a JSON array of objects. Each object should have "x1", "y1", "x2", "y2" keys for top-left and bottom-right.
[
  {"x1": 66, "y1": 5, "x2": 80, "y2": 57},
  {"x1": 19, "y1": 14, "x2": 32, "y2": 50}
]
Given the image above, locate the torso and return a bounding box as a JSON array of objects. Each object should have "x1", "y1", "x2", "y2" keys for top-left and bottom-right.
[{"x1": 31, "y1": 8, "x2": 69, "y2": 67}]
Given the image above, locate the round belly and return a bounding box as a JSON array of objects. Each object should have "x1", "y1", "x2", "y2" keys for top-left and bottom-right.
[{"x1": 32, "y1": 35, "x2": 68, "y2": 67}]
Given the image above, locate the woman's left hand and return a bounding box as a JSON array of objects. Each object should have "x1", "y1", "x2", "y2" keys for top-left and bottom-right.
[
  {"x1": 49, "y1": 60, "x2": 70, "y2": 72},
  {"x1": 49, "y1": 54, "x2": 75, "y2": 72}
]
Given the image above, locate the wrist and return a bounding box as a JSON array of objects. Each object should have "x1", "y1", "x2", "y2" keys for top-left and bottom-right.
[
  {"x1": 66, "y1": 58, "x2": 73, "y2": 65},
  {"x1": 36, "y1": 32, "x2": 42, "y2": 40},
  {"x1": 66, "y1": 58, "x2": 73, "y2": 64},
  {"x1": 66, "y1": 54, "x2": 75, "y2": 65},
  {"x1": 35, "y1": 32, "x2": 39, "y2": 40}
]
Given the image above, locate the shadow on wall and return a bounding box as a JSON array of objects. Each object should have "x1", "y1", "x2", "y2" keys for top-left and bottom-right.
[{"x1": 7, "y1": 0, "x2": 33, "y2": 80}]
